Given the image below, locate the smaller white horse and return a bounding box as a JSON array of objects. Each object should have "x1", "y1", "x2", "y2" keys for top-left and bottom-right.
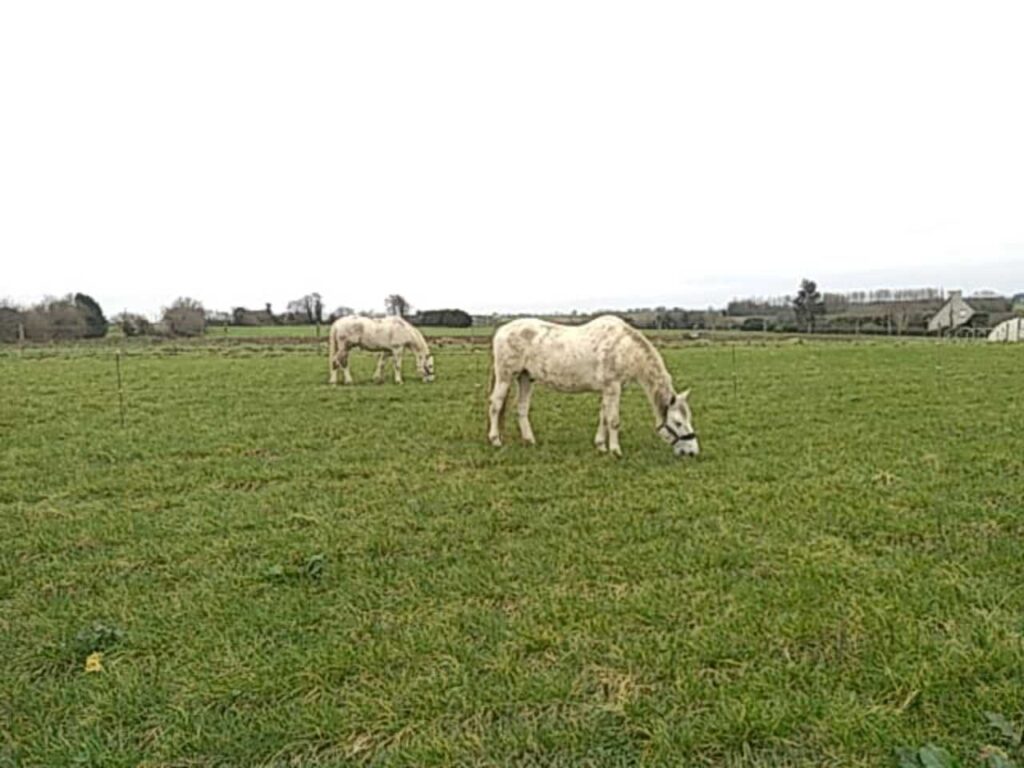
[
  {"x1": 488, "y1": 315, "x2": 699, "y2": 458},
  {"x1": 328, "y1": 315, "x2": 435, "y2": 385}
]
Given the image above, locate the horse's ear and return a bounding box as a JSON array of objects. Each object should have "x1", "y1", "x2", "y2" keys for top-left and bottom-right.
[
  {"x1": 669, "y1": 394, "x2": 677, "y2": 407},
  {"x1": 679, "y1": 388, "x2": 691, "y2": 401}
]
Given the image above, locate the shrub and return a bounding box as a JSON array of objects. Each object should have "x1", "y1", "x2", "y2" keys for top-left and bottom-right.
[
  {"x1": 0, "y1": 306, "x2": 23, "y2": 343},
  {"x1": 162, "y1": 298, "x2": 206, "y2": 337},
  {"x1": 113, "y1": 312, "x2": 155, "y2": 337},
  {"x1": 412, "y1": 309, "x2": 472, "y2": 328},
  {"x1": 73, "y1": 293, "x2": 108, "y2": 338},
  {"x1": 740, "y1": 317, "x2": 770, "y2": 332},
  {"x1": 22, "y1": 298, "x2": 88, "y2": 341}
]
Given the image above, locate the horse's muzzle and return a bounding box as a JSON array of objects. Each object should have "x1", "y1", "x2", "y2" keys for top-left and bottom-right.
[
  {"x1": 673, "y1": 439, "x2": 700, "y2": 457},
  {"x1": 659, "y1": 423, "x2": 699, "y2": 457}
]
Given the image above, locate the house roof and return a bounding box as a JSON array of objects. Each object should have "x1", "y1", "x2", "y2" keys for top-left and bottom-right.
[{"x1": 927, "y1": 293, "x2": 975, "y2": 332}]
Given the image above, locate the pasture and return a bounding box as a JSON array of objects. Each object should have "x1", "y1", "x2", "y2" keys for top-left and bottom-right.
[{"x1": 2, "y1": 337, "x2": 1023, "y2": 766}]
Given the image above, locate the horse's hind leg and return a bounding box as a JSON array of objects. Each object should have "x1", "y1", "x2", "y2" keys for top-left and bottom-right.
[
  {"x1": 340, "y1": 347, "x2": 354, "y2": 385},
  {"x1": 488, "y1": 371, "x2": 512, "y2": 447},
  {"x1": 373, "y1": 353, "x2": 387, "y2": 384},
  {"x1": 516, "y1": 372, "x2": 536, "y2": 445},
  {"x1": 392, "y1": 349, "x2": 404, "y2": 384},
  {"x1": 602, "y1": 384, "x2": 623, "y2": 457},
  {"x1": 594, "y1": 399, "x2": 608, "y2": 452}
]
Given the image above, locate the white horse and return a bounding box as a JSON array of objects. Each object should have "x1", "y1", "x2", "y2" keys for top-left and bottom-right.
[
  {"x1": 487, "y1": 315, "x2": 699, "y2": 457},
  {"x1": 328, "y1": 315, "x2": 435, "y2": 385}
]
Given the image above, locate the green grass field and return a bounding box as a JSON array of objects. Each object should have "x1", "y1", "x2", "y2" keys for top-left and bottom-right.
[{"x1": 2, "y1": 339, "x2": 1023, "y2": 766}]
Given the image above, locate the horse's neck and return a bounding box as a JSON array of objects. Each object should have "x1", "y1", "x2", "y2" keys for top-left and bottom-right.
[
  {"x1": 630, "y1": 337, "x2": 674, "y2": 421},
  {"x1": 406, "y1": 327, "x2": 428, "y2": 356}
]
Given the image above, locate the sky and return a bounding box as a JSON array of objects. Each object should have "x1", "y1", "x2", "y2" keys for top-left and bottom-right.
[{"x1": 2, "y1": 1, "x2": 1023, "y2": 318}]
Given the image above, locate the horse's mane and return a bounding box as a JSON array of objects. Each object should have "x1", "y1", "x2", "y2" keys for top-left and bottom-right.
[
  {"x1": 623, "y1": 324, "x2": 670, "y2": 377},
  {"x1": 400, "y1": 316, "x2": 431, "y2": 355},
  {"x1": 622, "y1": 324, "x2": 675, "y2": 416}
]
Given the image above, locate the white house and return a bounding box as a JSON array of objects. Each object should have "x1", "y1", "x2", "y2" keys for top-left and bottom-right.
[
  {"x1": 927, "y1": 291, "x2": 975, "y2": 335},
  {"x1": 988, "y1": 316, "x2": 1024, "y2": 343}
]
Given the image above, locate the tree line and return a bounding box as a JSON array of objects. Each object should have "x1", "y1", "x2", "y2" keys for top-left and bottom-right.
[
  {"x1": 0, "y1": 291, "x2": 473, "y2": 343},
  {"x1": 726, "y1": 286, "x2": 948, "y2": 317},
  {"x1": 724, "y1": 280, "x2": 1018, "y2": 335},
  {"x1": 4, "y1": 283, "x2": 1018, "y2": 344},
  {"x1": 622, "y1": 280, "x2": 1019, "y2": 335},
  {"x1": 1, "y1": 294, "x2": 108, "y2": 343}
]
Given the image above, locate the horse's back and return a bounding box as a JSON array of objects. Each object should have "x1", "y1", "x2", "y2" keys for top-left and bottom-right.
[
  {"x1": 331, "y1": 315, "x2": 385, "y2": 347},
  {"x1": 330, "y1": 315, "x2": 365, "y2": 340},
  {"x1": 492, "y1": 315, "x2": 635, "y2": 390},
  {"x1": 494, "y1": 315, "x2": 630, "y2": 349},
  {"x1": 333, "y1": 315, "x2": 425, "y2": 350},
  {"x1": 494, "y1": 317, "x2": 554, "y2": 342}
]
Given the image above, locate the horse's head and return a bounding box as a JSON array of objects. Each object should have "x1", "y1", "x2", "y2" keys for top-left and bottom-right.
[
  {"x1": 658, "y1": 389, "x2": 699, "y2": 457},
  {"x1": 418, "y1": 353, "x2": 436, "y2": 383}
]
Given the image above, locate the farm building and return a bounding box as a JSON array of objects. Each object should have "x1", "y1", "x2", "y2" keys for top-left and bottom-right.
[
  {"x1": 927, "y1": 291, "x2": 975, "y2": 335},
  {"x1": 988, "y1": 316, "x2": 1024, "y2": 343},
  {"x1": 231, "y1": 305, "x2": 277, "y2": 326}
]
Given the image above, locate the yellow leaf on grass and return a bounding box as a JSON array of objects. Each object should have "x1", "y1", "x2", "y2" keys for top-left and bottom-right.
[{"x1": 84, "y1": 652, "x2": 103, "y2": 673}]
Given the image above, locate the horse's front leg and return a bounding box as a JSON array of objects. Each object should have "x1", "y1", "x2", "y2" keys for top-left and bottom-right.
[
  {"x1": 594, "y1": 397, "x2": 608, "y2": 452},
  {"x1": 516, "y1": 372, "x2": 536, "y2": 445},
  {"x1": 602, "y1": 384, "x2": 623, "y2": 457},
  {"x1": 392, "y1": 349, "x2": 404, "y2": 384},
  {"x1": 373, "y1": 352, "x2": 387, "y2": 384}
]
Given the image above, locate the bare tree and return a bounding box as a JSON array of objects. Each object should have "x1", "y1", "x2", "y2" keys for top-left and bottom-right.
[
  {"x1": 883, "y1": 303, "x2": 911, "y2": 335},
  {"x1": 162, "y1": 297, "x2": 206, "y2": 337},
  {"x1": 286, "y1": 293, "x2": 323, "y2": 324},
  {"x1": 385, "y1": 294, "x2": 410, "y2": 317},
  {"x1": 23, "y1": 296, "x2": 88, "y2": 341},
  {"x1": 792, "y1": 279, "x2": 825, "y2": 333},
  {"x1": 822, "y1": 293, "x2": 850, "y2": 314}
]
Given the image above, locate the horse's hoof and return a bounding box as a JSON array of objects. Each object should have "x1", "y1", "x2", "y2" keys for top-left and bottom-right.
[
  {"x1": 595, "y1": 443, "x2": 608, "y2": 453},
  {"x1": 489, "y1": 437, "x2": 502, "y2": 448},
  {"x1": 610, "y1": 448, "x2": 623, "y2": 458}
]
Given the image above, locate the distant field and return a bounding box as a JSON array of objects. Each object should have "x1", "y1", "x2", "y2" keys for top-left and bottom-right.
[
  {"x1": 210, "y1": 324, "x2": 930, "y2": 345},
  {"x1": 3, "y1": 339, "x2": 1023, "y2": 766},
  {"x1": 213, "y1": 324, "x2": 766, "y2": 342},
  {"x1": 216, "y1": 324, "x2": 492, "y2": 339}
]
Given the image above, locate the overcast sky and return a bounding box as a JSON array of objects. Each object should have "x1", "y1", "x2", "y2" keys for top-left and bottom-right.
[{"x1": 2, "y1": 1, "x2": 1023, "y2": 317}]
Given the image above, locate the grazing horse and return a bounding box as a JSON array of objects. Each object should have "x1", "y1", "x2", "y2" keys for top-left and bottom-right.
[
  {"x1": 487, "y1": 315, "x2": 699, "y2": 458},
  {"x1": 328, "y1": 315, "x2": 435, "y2": 385}
]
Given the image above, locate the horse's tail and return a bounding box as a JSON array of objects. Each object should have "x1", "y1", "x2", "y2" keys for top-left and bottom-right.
[
  {"x1": 327, "y1": 323, "x2": 337, "y2": 375},
  {"x1": 487, "y1": 344, "x2": 508, "y2": 428}
]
